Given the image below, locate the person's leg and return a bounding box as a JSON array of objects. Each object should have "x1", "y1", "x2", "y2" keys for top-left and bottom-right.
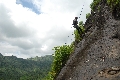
[
  {"x1": 76, "y1": 25, "x2": 81, "y2": 34},
  {"x1": 73, "y1": 25, "x2": 77, "y2": 28},
  {"x1": 79, "y1": 27, "x2": 83, "y2": 34},
  {"x1": 79, "y1": 27, "x2": 85, "y2": 38},
  {"x1": 77, "y1": 26, "x2": 85, "y2": 38},
  {"x1": 76, "y1": 27, "x2": 80, "y2": 34}
]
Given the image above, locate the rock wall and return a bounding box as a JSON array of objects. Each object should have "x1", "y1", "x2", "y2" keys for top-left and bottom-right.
[{"x1": 56, "y1": 0, "x2": 120, "y2": 80}]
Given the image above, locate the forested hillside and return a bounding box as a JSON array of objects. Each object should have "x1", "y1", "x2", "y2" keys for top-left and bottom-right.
[{"x1": 0, "y1": 53, "x2": 53, "y2": 80}]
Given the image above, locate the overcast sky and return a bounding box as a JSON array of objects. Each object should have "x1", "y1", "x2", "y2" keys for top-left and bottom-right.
[{"x1": 0, "y1": 0, "x2": 93, "y2": 59}]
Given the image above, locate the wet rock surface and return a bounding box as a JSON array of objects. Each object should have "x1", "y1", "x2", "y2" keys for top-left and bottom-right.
[{"x1": 56, "y1": 1, "x2": 120, "y2": 80}]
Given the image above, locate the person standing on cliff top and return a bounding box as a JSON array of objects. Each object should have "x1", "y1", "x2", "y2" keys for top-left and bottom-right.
[{"x1": 72, "y1": 17, "x2": 82, "y2": 34}]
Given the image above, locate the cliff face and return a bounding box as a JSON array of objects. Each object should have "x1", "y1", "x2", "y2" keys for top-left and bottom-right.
[{"x1": 56, "y1": 1, "x2": 120, "y2": 80}]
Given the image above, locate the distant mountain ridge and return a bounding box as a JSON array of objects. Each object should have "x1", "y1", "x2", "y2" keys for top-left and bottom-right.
[
  {"x1": 0, "y1": 53, "x2": 3, "y2": 56},
  {"x1": 0, "y1": 53, "x2": 53, "y2": 80}
]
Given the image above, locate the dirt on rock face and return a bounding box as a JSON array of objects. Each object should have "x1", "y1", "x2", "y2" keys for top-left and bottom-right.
[{"x1": 56, "y1": 1, "x2": 120, "y2": 80}]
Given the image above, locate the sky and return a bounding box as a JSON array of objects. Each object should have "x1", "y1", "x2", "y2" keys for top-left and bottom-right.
[{"x1": 0, "y1": 0, "x2": 93, "y2": 59}]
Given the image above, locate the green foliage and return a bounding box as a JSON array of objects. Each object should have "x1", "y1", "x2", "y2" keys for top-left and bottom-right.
[
  {"x1": 107, "y1": 0, "x2": 120, "y2": 8},
  {"x1": 90, "y1": 0, "x2": 120, "y2": 11},
  {"x1": 90, "y1": 0, "x2": 101, "y2": 11},
  {"x1": 86, "y1": 13, "x2": 91, "y2": 19},
  {"x1": 0, "y1": 55, "x2": 53, "y2": 80},
  {"x1": 74, "y1": 29, "x2": 81, "y2": 42},
  {"x1": 79, "y1": 21, "x2": 85, "y2": 32},
  {"x1": 97, "y1": 5, "x2": 100, "y2": 12},
  {"x1": 48, "y1": 44, "x2": 74, "y2": 79}
]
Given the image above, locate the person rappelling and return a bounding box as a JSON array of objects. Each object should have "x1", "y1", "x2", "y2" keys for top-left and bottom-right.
[{"x1": 72, "y1": 17, "x2": 83, "y2": 35}]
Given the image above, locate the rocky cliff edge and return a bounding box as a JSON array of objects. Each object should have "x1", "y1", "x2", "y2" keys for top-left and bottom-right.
[{"x1": 56, "y1": 0, "x2": 120, "y2": 80}]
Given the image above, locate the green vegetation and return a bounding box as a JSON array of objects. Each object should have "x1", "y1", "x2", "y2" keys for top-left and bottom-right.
[
  {"x1": 0, "y1": 54, "x2": 53, "y2": 80},
  {"x1": 107, "y1": 0, "x2": 120, "y2": 8},
  {"x1": 90, "y1": 0, "x2": 101, "y2": 11},
  {"x1": 90, "y1": 0, "x2": 120, "y2": 11},
  {"x1": 45, "y1": 21, "x2": 85, "y2": 80},
  {"x1": 97, "y1": 5, "x2": 101, "y2": 12},
  {"x1": 44, "y1": 44, "x2": 74, "y2": 80},
  {"x1": 52, "y1": 45, "x2": 74, "y2": 75},
  {"x1": 86, "y1": 13, "x2": 91, "y2": 19}
]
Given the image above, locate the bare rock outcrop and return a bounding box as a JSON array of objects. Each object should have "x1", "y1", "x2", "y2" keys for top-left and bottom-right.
[{"x1": 56, "y1": 0, "x2": 120, "y2": 80}]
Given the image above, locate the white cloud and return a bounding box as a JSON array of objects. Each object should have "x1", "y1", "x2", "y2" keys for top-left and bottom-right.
[{"x1": 0, "y1": 0, "x2": 93, "y2": 59}]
